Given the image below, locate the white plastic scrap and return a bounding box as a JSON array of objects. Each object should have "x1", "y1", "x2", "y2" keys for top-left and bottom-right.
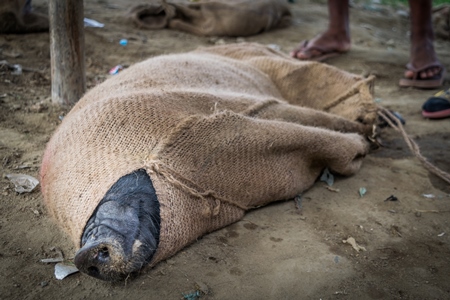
[
  {"x1": 422, "y1": 194, "x2": 435, "y2": 199},
  {"x1": 6, "y1": 173, "x2": 39, "y2": 193},
  {"x1": 40, "y1": 257, "x2": 64, "y2": 263},
  {"x1": 359, "y1": 187, "x2": 367, "y2": 197},
  {"x1": 343, "y1": 237, "x2": 366, "y2": 252},
  {"x1": 320, "y1": 168, "x2": 334, "y2": 186},
  {"x1": 11, "y1": 64, "x2": 22, "y2": 75},
  {"x1": 84, "y1": 18, "x2": 104, "y2": 28},
  {"x1": 55, "y1": 263, "x2": 79, "y2": 280}
]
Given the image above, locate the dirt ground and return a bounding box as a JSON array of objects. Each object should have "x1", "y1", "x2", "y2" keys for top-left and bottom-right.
[{"x1": 1, "y1": 0, "x2": 450, "y2": 299}]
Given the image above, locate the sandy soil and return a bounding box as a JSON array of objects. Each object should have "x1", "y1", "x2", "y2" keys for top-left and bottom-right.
[{"x1": 1, "y1": 1, "x2": 450, "y2": 299}]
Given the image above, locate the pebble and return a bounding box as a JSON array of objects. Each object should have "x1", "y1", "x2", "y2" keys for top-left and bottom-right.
[
  {"x1": 386, "y1": 39, "x2": 395, "y2": 46},
  {"x1": 195, "y1": 281, "x2": 209, "y2": 295},
  {"x1": 267, "y1": 44, "x2": 281, "y2": 51},
  {"x1": 29, "y1": 102, "x2": 48, "y2": 113},
  {"x1": 215, "y1": 39, "x2": 226, "y2": 45},
  {"x1": 396, "y1": 10, "x2": 409, "y2": 17}
]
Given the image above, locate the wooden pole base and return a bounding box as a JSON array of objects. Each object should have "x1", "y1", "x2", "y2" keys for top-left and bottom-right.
[{"x1": 49, "y1": 0, "x2": 86, "y2": 106}]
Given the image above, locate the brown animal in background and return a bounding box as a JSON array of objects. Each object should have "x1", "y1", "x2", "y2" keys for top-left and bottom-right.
[
  {"x1": 129, "y1": 0, "x2": 292, "y2": 37},
  {"x1": 0, "y1": 0, "x2": 48, "y2": 34}
]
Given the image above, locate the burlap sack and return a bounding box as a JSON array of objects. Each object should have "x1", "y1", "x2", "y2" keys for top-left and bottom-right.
[
  {"x1": 41, "y1": 43, "x2": 377, "y2": 267},
  {"x1": 128, "y1": 0, "x2": 291, "y2": 37}
]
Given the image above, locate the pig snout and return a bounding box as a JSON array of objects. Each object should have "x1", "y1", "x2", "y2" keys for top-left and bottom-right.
[
  {"x1": 74, "y1": 239, "x2": 127, "y2": 280},
  {"x1": 74, "y1": 169, "x2": 160, "y2": 281}
]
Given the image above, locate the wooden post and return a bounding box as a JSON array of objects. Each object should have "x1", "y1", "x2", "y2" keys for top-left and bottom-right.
[{"x1": 49, "y1": 0, "x2": 86, "y2": 106}]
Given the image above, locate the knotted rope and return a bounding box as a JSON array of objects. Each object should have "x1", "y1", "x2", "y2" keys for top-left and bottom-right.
[{"x1": 377, "y1": 106, "x2": 450, "y2": 185}]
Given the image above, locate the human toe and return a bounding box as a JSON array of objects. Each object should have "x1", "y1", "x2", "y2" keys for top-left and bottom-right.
[
  {"x1": 404, "y1": 69, "x2": 414, "y2": 79},
  {"x1": 295, "y1": 48, "x2": 325, "y2": 60}
]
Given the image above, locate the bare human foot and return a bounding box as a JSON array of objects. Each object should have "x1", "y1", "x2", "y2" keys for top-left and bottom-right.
[
  {"x1": 401, "y1": 0, "x2": 444, "y2": 87},
  {"x1": 404, "y1": 42, "x2": 443, "y2": 80},
  {"x1": 290, "y1": 31, "x2": 351, "y2": 61},
  {"x1": 403, "y1": 35, "x2": 443, "y2": 81},
  {"x1": 291, "y1": 0, "x2": 351, "y2": 62}
]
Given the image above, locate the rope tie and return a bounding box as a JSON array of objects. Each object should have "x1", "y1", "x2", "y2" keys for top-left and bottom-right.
[
  {"x1": 146, "y1": 160, "x2": 249, "y2": 216},
  {"x1": 323, "y1": 76, "x2": 375, "y2": 111},
  {"x1": 377, "y1": 106, "x2": 450, "y2": 185}
]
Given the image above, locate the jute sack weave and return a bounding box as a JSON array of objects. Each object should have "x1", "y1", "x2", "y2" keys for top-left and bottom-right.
[
  {"x1": 40, "y1": 43, "x2": 377, "y2": 267},
  {"x1": 128, "y1": 0, "x2": 291, "y2": 37}
]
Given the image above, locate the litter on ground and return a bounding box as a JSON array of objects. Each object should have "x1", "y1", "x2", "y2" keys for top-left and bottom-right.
[
  {"x1": 320, "y1": 168, "x2": 334, "y2": 186},
  {"x1": 6, "y1": 173, "x2": 39, "y2": 193},
  {"x1": 343, "y1": 237, "x2": 366, "y2": 252}
]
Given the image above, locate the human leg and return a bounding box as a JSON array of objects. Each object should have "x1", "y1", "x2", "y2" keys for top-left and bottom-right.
[
  {"x1": 290, "y1": 0, "x2": 351, "y2": 61},
  {"x1": 399, "y1": 0, "x2": 445, "y2": 88}
]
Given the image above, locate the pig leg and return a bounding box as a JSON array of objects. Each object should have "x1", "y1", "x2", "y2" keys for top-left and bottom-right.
[
  {"x1": 249, "y1": 101, "x2": 374, "y2": 136},
  {"x1": 74, "y1": 169, "x2": 160, "y2": 281}
]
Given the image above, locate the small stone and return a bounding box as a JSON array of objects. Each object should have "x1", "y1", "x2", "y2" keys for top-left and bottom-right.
[
  {"x1": 415, "y1": 211, "x2": 421, "y2": 217},
  {"x1": 386, "y1": 39, "x2": 395, "y2": 46},
  {"x1": 208, "y1": 37, "x2": 219, "y2": 44},
  {"x1": 195, "y1": 281, "x2": 210, "y2": 295},
  {"x1": 266, "y1": 44, "x2": 281, "y2": 51},
  {"x1": 396, "y1": 10, "x2": 409, "y2": 17},
  {"x1": 40, "y1": 281, "x2": 49, "y2": 287},
  {"x1": 29, "y1": 102, "x2": 48, "y2": 113},
  {"x1": 215, "y1": 39, "x2": 226, "y2": 45}
]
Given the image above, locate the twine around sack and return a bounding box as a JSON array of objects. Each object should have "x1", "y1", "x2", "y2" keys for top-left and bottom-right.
[
  {"x1": 377, "y1": 107, "x2": 450, "y2": 185},
  {"x1": 147, "y1": 160, "x2": 249, "y2": 213}
]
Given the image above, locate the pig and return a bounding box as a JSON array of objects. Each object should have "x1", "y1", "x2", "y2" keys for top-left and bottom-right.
[
  {"x1": 40, "y1": 43, "x2": 377, "y2": 282},
  {"x1": 74, "y1": 169, "x2": 160, "y2": 281}
]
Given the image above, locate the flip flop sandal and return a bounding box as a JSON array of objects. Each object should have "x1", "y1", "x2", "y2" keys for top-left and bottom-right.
[
  {"x1": 422, "y1": 89, "x2": 450, "y2": 119},
  {"x1": 291, "y1": 40, "x2": 344, "y2": 62},
  {"x1": 399, "y1": 62, "x2": 446, "y2": 89}
]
